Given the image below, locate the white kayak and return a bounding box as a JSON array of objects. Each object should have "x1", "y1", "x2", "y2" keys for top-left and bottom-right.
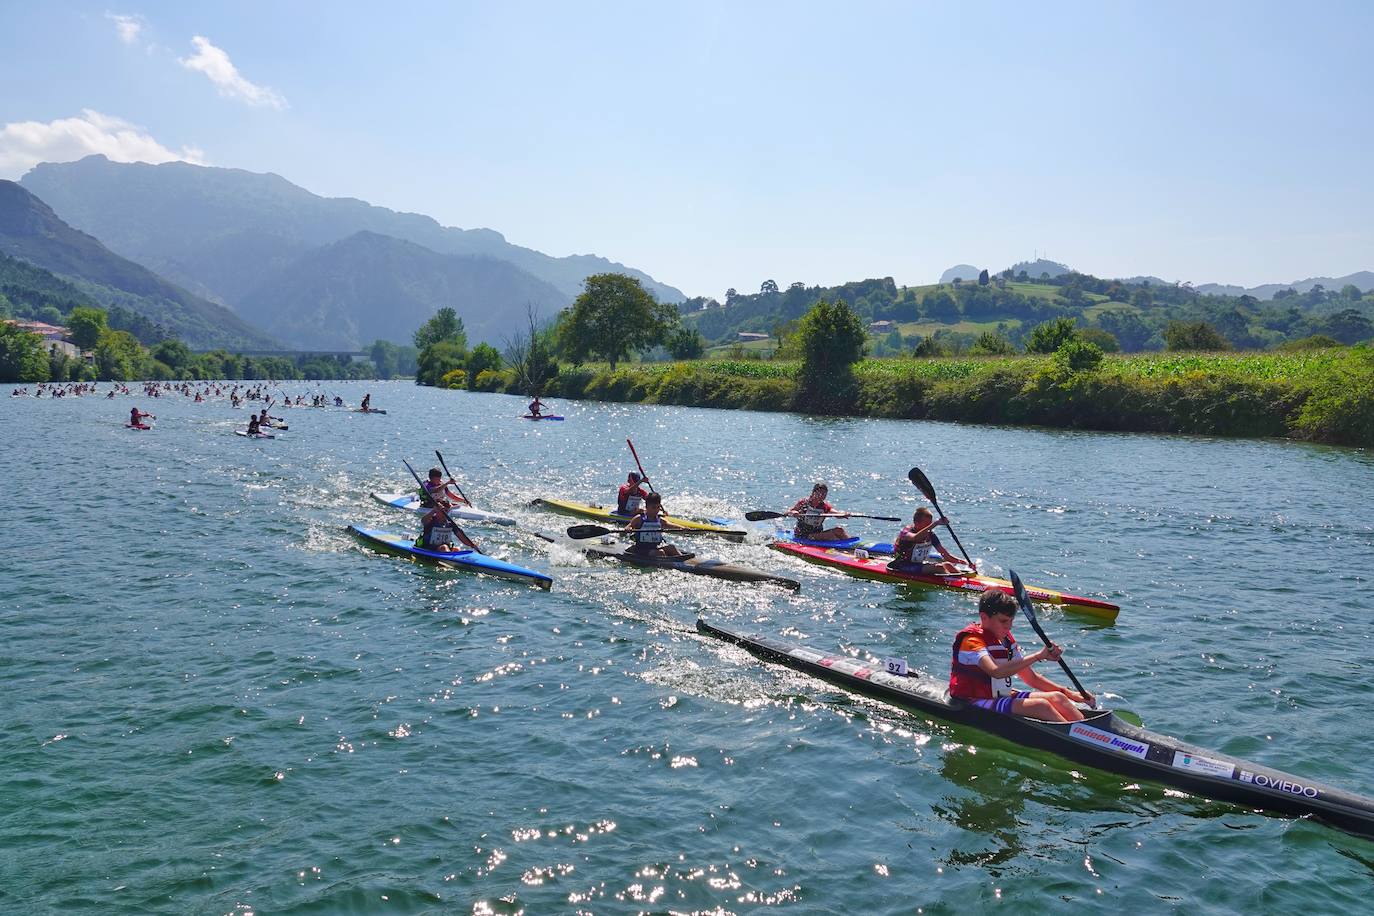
[{"x1": 370, "y1": 492, "x2": 517, "y2": 526}]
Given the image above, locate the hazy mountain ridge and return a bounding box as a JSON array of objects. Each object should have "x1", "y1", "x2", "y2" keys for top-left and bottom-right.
[
  {"x1": 0, "y1": 180, "x2": 278, "y2": 349},
  {"x1": 20, "y1": 156, "x2": 686, "y2": 310},
  {"x1": 235, "y1": 231, "x2": 569, "y2": 351},
  {"x1": 943, "y1": 260, "x2": 1373, "y2": 300}
]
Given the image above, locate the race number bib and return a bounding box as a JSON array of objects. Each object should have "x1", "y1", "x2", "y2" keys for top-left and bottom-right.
[{"x1": 883, "y1": 657, "x2": 909, "y2": 676}]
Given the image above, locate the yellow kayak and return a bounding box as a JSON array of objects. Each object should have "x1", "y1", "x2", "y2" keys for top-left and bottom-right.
[{"x1": 532, "y1": 497, "x2": 747, "y2": 542}]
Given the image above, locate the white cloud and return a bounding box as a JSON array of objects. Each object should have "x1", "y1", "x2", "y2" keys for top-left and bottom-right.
[
  {"x1": 106, "y1": 12, "x2": 143, "y2": 45},
  {"x1": 178, "y1": 35, "x2": 287, "y2": 109},
  {"x1": 0, "y1": 110, "x2": 206, "y2": 180}
]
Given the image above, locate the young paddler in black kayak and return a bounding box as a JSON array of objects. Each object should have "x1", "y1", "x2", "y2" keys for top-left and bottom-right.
[
  {"x1": 786, "y1": 482, "x2": 852, "y2": 541},
  {"x1": 623, "y1": 492, "x2": 687, "y2": 557},
  {"x1": 888, "y1": 508, "x2": 971, "y2": 575},
  {"x1": 950, "y1": 590, "x2": 1091, "y2": 723}
]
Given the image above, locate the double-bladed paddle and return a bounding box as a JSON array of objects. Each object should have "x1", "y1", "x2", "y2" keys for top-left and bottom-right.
[
  {"x1": 744, "y1": 509, "x2": 901, "y2": 523},
  {"x1": 1010, "y1": 569, "x2": 1096, "y2": 709},
  {"x1": 434, "y1": 450, "x2": 472, "y2": 508},
  {"x1": 403, "y1": 458, "x2": 481, "y2": 553},
  {"x1": 907, "y1": 467, "x2": 976, "y2": 570}
]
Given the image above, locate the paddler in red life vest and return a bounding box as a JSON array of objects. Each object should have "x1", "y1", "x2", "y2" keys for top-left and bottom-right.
[
  {"x1": 624, "y1": 492, "x2": 686, "y2": 557},
  {"x1": 129, "y1": 407, "x2": 153, "y2": 426},
  {"x1": 786, "y1": 482, "x2": 851, "y2": 541},
  {"x1": 888, "y1": 507, "x2": 970, "y2": 575},
  {"x1": 617, "y1": 472, "x2": 650, "y2": 516},
  {"x1": 527, "y1": 395, "x2": 545, "y2": 418},
  {"x1": 950, "y1": 590, "x2": 1091, "y2": 722}
]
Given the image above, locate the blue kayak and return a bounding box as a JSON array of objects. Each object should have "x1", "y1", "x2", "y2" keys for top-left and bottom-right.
[
  {"x1": 779, "y1": 531, "x2": 896, "y2": 554},
  {"x1": 347, "y1": 525, "x2": 552, "y2": 589}
]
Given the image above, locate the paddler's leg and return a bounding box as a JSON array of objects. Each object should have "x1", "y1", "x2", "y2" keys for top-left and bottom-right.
[{"x1": 1010, "y1": 693, "x2": 1084, "y2": 723}]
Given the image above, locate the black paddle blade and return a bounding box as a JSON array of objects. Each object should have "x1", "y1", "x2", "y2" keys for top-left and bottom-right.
[
  {"x1": 567, "y1": 524, "x2": 614, "y2": 540},
  {"x1": 744, "y1": 510, "x2": 785, "y2": 521},
  {"x1": 907, "y1": 467, "x2": 936, "y2": 502},
  {"x1": 1008, "y1": 569, "x2": 1038, "y2": 623}
]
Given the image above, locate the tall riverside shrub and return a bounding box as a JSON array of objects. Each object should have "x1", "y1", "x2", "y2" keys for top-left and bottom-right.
[{"x1": 795, "y1": 299, "x2": 866, "y2": 412}]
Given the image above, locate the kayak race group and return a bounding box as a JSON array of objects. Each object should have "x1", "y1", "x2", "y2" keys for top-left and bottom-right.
[{"x1": 13, "y1": 379, "x2": 1371, "y2": 839}]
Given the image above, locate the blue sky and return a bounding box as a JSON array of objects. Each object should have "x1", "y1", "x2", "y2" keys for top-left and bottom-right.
[{"x1": 2, "y1": 1, "x2": 1371, "y2": 298}]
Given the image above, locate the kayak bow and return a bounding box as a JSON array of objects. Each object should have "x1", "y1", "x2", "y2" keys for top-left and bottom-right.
[
  {"x1": 697, "y1": 618, "x2": 1374, "y2": 839},
  {"x1": 771, "y1": 541, "x2": 1119, "y2": 620}
]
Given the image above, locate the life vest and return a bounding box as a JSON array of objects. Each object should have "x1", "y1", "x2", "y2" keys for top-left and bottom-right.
[
  {"x1": 421, "y1": 480, "x2": 450, "y2": 509},
  {"x1": 893, "y1": 525, "x2": 934, "y2": 566},
  {"x1": 618, "y1": 483, "x2": 646, "y2": 515},
  {"x1": 949, "y1": 623, "x2": 1021, "y2": 701},
  {"x1": 795, "y1": 500, "x2": 831, "y2": 535},
  {"x1": 633, "y1": 516, "x2": 663, "y2": 546}
]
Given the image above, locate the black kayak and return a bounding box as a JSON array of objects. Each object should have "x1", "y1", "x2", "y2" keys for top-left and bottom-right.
[
  {"x1": 538, "y1": 532, "x2": 799, "y2": 590},
  {"x1": 697, "y1": 619, "x2": 1374, "y2": 839}
]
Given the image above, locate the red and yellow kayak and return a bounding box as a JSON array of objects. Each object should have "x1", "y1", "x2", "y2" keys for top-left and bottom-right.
[{"x1": 770, "y1": 541, "x2": 1119, "y2": 620}]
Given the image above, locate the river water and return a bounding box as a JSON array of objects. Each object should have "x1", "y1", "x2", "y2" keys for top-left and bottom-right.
[{"x1": 3, "y1": 382, "x2": 1371, "y2": 913}]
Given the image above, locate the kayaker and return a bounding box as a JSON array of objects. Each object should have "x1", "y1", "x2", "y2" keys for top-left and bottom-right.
[
  {"x1": 528, "y1": 395, "x2": 545, "y2": 418},
  {"x1": 950, "y1": 590, "x2": 1091, "y2": 722},
  {"x1": 888, "y1": 508, "x2": 969, "y2": 575},
  {"x1": 416, "y1": 510, "x2": 479, "y2": 553},
  {"x1": 624, "y1": 492, "x2": 685, "y2": 557},
  {"x1": 129, "y1": 407, "x2": 152, "y2": 426},
  {"x1": 419, "y1": 467, "x2": 471, "y2": 510},
  {"x1": 617, "y1": 472, "x2": 650, "y2": 516},
  {"x1": 334, "y1": 396, "x2": 344, "y2": 407},
  {"x1": 787, "y1": 482, "x2": 851, "y2": 541},
  {"x1": 361, "y1": 393, "x2": 372, "y2": 412},
  {"x1": 247, "y1": 415, "x2": 262, "y2": 436}
]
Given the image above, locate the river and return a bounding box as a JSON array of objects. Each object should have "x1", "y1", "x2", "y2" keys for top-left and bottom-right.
[{"x1": 3, "y1": 381, "x2": 1371, "y2": 912}]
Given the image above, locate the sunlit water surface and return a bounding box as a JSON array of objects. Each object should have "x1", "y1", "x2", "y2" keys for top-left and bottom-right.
[{"x1": 2, "y1": 382, "x2": 1371, "y2": 913}]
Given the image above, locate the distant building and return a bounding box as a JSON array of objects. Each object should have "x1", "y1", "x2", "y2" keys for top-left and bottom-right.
[
  {"x1": 869, "y1": 320, "x2": 896, "y2": 333},
  {"x1": 736, "y1": 332, "x2": 770, "y2": 342},
  {"x1": 4, "y1": 319, "x2": 84, "y2": 359}
]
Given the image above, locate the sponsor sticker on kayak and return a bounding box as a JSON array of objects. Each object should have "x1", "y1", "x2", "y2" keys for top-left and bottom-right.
[
  {"x1": 1238, "y1": 770, "x2": 1320, "y2": 799},
  {"x1": 1172, "y1": 751, "x2": 1235, "y2": 779},
  {"x1": 1068, "y1": 723, "x2": 1150, "y2": 759}
]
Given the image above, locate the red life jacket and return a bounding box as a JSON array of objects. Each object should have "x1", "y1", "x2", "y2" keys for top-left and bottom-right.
[
  {"x1": 949, "y1": 622, "x2": 1020, "y2": 700},
  {"x1": 618, "y1": 483, "x2": 648, "y2": 514}
]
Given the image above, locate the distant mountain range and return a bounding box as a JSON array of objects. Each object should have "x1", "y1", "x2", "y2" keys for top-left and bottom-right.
[
  {"x1": 19, "y1": 155, "x2": 686, "y2": 349},
  {"x1": 236, "y1": 231, "x2": 568, "y2": 351},
  {"x1": 941, "y1": 259, "x2": 1373, "y2": 299},
  {"x1": 0, "y1": 180, "x2": 278, "y2": 349}
]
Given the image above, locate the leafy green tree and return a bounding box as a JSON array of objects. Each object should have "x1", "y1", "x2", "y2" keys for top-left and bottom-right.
[
  {"x1": 37, "y1": 306, "x2": 63, "y2": 325},
  {"x1": 465, "y1": 342, "x2": 503, "y2": 387},
  {"x1": 977, "y1": 268, "x2": 990, "y2": 286},
  {"x1": 1339, "y1": 284, "x2": 1363, "y2": 301},
  {"x1": 1052, "y1": 338, "x2": 1104, "y2": 373},
  {"x1": 665, "y1": 325, "x2": 705, "y2": 360},
  {"x1": 0, "y1": 322, "x2": 50, "y2": 381},
  {"x1": 1315, "y1": 308, "x2": 1374, "y2": 345},
  {"x1": 413, "y1": 308, "x2": 467, "y2": 351},
  {"x1": 969, "y1": 331, "x2": 1015, "y2": 355},
  {"x1": 760, "y1": 279, "x2": 779, "y2": 295},
  {"x1": 795, "y1": 298, "x2": 866, "y2": 410},
  {"x1": 151, "y1": 338, "x2": 192, "y2": 372},
  {"x1": 1097, "y1": 310, "x2": 1154, "y2": 351},
  {"x1": 1165, "y1": 321, "x2": 1231, "y2": 351},
  {"x1": 369, "y1": 339, "x2": 400, "y2": 379},
  {"x1": 560, "y1": 274, "x2": 677, "y2": 369},
  {"x1": 416, "y1": 339, "x2": 467, "y2": 387},
  {"x1": 1025, "y1": 317, "x2": 1079, "y2": 353},
  {"x1": 921, "y1": 290, "x2": 959, "y2": 322},
  {"x1": 912, "y1": 335, "x2": 947, "y2": 358},
  {"x1": 1077, "y1": 327, "x2": 1120, "y2": 353},
  {"x1": 94, "y1": 329, "x2": 144, "y2": 380},
  {"x1": 67, "y1": 307, "x2": 109, "y2": 350}
]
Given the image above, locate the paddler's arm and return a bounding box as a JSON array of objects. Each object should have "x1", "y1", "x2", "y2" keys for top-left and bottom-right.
[
  {"x1": 977, "y1": 644, "x2": 1061, "y2": 681},
  {"x1": 1019, "y1": 664, "x2": 1093, "y2": 705}
]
